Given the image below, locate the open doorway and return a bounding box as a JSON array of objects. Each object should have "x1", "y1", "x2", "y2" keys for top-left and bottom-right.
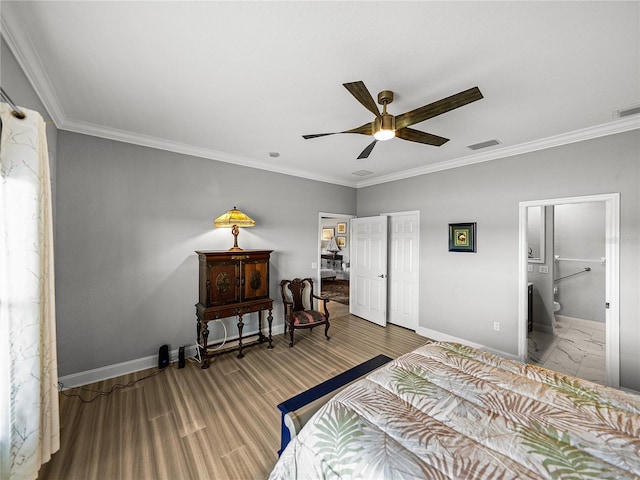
[
  {"x1": 318, "y1": 213, "x2": 354, "y2": 306},
  {"x1": 519, "y1": 193, "x2": 620, "y2": 388}
]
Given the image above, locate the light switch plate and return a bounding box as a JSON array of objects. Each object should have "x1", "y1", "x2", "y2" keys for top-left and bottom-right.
[{"x1": 539, "y1": 265, "x2": 549, "y2": 274}]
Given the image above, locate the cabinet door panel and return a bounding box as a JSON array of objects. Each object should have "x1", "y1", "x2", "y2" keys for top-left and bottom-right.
[
  {"x1": 243, "y1": 259, "x2": 269, "y2": 301},
  {"x1": 208, "y1": 261, "x2": 240, "y2": 305}
]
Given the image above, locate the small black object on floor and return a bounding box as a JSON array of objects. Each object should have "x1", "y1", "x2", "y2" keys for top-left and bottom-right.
[{"x1": 158, "y1": 344, "x2": 169, "y2": 369}]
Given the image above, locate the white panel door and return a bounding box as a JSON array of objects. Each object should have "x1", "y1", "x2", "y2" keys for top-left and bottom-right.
[
  {"x1": 350, "y1": 216, "x2": 388, "y2": 326},
  {"x1": 388, "y1": 213, "x2": 419, "y2": 330}
]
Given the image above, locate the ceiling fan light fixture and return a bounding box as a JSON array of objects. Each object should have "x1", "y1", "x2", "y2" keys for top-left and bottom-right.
[{"x1": 373, "y1": 114, "x2": 396, "y2": 141}]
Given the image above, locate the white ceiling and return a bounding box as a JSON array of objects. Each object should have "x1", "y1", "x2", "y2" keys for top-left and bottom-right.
[{"x1": 2, "y1": 1, "x2": 639, "y2": 187}]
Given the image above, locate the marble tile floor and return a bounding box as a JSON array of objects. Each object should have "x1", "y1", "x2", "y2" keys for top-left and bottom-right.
[{"x1": 527, "y1": 315, "x2": 606, "y2": 385}]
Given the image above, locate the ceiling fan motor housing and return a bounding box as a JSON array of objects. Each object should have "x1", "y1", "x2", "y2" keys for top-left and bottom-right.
[
  {"x1": 377, "y1": 90, "x2": 394, "y2": 105},
  {"x1": 374, "y1": 114, "x2": 395, "y2": 133}
]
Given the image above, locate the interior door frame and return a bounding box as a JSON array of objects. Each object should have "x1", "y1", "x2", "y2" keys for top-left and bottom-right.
[{"x1": 518, "y1": 193, "x2": 620, "y2": 387}]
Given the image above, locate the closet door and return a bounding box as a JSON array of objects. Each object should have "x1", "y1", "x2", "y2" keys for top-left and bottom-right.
[{"x1": 387, "y1": 212, "x2": 419, "y2": 330}]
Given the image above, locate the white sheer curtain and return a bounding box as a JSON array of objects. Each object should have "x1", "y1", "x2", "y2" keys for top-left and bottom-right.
[{"x1": 0, "y1": 103, "x2": 59, "y2": 479}]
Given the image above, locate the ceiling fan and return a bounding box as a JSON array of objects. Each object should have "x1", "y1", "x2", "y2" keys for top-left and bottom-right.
[{"x1": 303, "y1": 81, "x2": 483, "y2": 159}]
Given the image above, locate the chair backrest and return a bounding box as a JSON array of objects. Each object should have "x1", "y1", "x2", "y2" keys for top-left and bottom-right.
[{"x1": 280, "y1": 278, "x2": 315, "y2": 313}]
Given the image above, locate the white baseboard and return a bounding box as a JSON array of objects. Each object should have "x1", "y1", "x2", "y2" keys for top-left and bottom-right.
[
  {"x1": 416, "y1": 327, "x2": 520, "y2": 362},
  {"x1": 59, "y1": 324, "x2": 285, "y2": 390}
]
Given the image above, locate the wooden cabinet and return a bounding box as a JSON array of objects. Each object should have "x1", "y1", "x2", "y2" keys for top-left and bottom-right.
[
  {"x1": 195, "y1": 250, "x2": 273, "y2": 368},
  {"x1": 198, "y1": 250, "x2": 270, "y2": 306}
]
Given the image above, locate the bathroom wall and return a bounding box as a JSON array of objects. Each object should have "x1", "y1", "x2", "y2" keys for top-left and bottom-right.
[{"x1": 554, "y1": 202, "x2": 605, "y2": 323}]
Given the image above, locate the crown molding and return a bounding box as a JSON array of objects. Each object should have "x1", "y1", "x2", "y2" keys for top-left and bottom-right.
[
  {"x1": 355, "y1": 116, "x2": 640, "y2": 188},
  {"x1": 59, "y1": 117, "x2": 357, "y2": 187}
]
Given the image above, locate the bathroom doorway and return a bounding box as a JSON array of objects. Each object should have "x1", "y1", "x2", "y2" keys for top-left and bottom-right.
[{"x1": 518, "y1": 193, "x2": 620, "y2": 388}]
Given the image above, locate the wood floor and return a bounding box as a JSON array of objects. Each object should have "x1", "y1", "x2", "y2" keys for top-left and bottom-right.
[{"x1": 39, "y1": 303, "x2": 429, "y2": 480}]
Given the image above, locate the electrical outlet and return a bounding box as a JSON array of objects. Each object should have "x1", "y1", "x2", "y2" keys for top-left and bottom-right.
[
  {"x1": 539, "y1": 265, "x2": 549, "y2": 274},
  {"x1": 493, "y1": 322, "x2": 501, "y2": 331},
  {"x1": 527, "y1": 264, "x2": 533, "y2": 272},
  {"x1": 311, "y1": 262, "x2": 317, "y2": 269}
]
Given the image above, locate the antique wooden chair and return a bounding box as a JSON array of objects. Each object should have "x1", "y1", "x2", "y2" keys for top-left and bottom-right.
[{"x1": 280, "y1": 278, "x2": 330, "y2": 347}]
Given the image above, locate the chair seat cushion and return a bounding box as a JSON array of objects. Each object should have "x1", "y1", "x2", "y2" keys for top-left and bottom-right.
[{"x1": 292, "y1": 310, "x2": 326, "y2": 326}]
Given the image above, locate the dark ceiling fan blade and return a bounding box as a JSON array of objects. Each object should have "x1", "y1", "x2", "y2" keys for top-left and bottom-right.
[
  {"x1": 396, "y1": 127, "x2": 449, "y2": 146},
  {"x1": 343, "y1": 81, "x2": 382, "y2": 118},
  {"x1": 357, "y1": 139, "x2": 377, "y2": 159},
  {"x1": 345, "y1": 122, "x2": 374, "y2": 136},
  {"x1": 302, "y1": 122, "x2": 373, "y2": 139},
  {"x1": 394, "y1": 87, "x2": 483, "y2": 130},
  {"x1": 302, "y1": 132, "x2": 338, "y2": 139}
]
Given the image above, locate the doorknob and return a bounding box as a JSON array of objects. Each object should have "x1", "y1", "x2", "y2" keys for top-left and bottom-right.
[{"x1": 378, "y1": 274, "x2": 385, "y2": 278}]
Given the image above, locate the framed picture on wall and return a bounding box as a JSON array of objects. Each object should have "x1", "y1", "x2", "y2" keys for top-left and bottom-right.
[
  {"x1": 337, "y1": 222, "x2": 347, "y2": 234},
  {"x1": 322, "y1": 228, "x2": 335, "y2": 241},
  {"x1": 448, "y1": 222, "x2": 476, "y2": 252},
  {"x1": 337, "y1": 236, "x2": 346, "y2": 248}
]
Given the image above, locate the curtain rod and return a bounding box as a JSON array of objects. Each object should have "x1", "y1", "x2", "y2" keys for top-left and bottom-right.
[{"x1": 0, "y1": 86, "x2": 26, "y2": 119}]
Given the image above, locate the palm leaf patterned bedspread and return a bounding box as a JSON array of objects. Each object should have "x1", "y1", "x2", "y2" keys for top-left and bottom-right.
[{"x1": 270, "y1": 340, "x2": 640, "y2": 479}]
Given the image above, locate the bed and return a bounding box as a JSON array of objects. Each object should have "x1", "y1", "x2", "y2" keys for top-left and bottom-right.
[{"x1": 270, "y1": 340, "x2": 640, "y2": 479}]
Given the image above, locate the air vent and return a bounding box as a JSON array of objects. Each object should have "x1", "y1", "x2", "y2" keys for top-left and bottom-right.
[
  {"x1": 467, "y1": 139, "x2": 500, "y2": 150},
  {"x1": 352, "y1": 170, "x2": 373, "y2": 176},
  {"x1": 615, "y1": 104, "x2": 640, "y2": 118}
]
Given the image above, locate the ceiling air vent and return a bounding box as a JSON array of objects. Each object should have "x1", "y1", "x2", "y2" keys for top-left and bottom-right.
[
  {"x1": 467, "y1": 139, "x2": 500, "y2": 151},
  {"x1": 615, "y1": 104, "x2": 640, "y2": 118},
  {"x1": 352, "y1": 170, "x2": 373, "y2": 176}
]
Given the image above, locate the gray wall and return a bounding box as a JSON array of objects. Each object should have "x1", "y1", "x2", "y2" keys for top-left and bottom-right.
[
  {"x1": 55, "y1": 131, "x2": 356, "y2": 375},
  {"x1": 357, "y1": 131, "x2": 640, "y2": 391},
  {"x1": 554, "y1": 202, "x2": 606, "y2": 322}
]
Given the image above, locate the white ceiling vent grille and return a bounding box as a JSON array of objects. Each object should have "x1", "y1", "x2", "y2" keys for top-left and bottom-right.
[
  {"x1": 467, "y1": 139, "x2": 501, "y2": 150},
  {"x1": 352, "y1": 170, "x2": 373, "y2": 176},
  {"x1": 615, "y1": 104, "x2": 640, "y2": 118}
]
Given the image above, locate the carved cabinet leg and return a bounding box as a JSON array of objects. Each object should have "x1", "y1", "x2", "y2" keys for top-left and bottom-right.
[
  {"x1": 237, "y1": 314, "x2": 244, "y2": 358},
  {"x1": 258, "y1": 309, "x2": 265, "y2": 344},
  {"x1": 267, "y1": 308, "x2": 274, "y2": 349},
  {"x1": 200, "y1": 321, "x2": 210, "y2": 369}
]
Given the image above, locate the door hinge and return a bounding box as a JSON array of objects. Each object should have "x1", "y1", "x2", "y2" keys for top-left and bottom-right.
[{"x1": 605, "y1": 302, "x2": 610, "y2": 309}]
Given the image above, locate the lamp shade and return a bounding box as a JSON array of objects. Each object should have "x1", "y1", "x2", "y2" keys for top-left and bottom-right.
[
  {"x1": 326, "y1": 236, "x2": 339, "y2": 253},
  {"x1": 214, "y1": 207, "x2": 256, "y2": 228},
  {"x1": 214, "y1": 207, "x2": 255, "y2": 251}
]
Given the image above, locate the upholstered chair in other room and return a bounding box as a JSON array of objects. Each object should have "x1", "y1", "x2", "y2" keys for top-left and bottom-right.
[{"x1": 279, "y1": 278, "x2": 330, "y2": 347}]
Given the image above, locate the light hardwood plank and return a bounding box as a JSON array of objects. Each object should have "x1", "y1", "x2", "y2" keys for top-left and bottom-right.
[{"x1": 39, "y1": 307, "x2": 429, "y2": 480}]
